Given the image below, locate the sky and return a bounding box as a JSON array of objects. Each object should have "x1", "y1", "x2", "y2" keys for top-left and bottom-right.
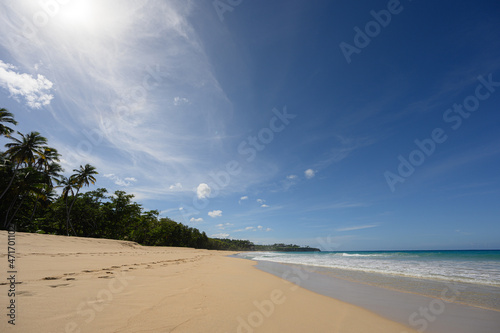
[{"x1": 0, "y1": 0, "x2": 499, "y2": 251}]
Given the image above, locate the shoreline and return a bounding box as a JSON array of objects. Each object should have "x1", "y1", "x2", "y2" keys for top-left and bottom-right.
[
  {"x1": 0, "y1": 231, "x2": 418, "y2": 332},
  {"x1": 254, "y1": 260, "x2": 500, "y2": 333}
]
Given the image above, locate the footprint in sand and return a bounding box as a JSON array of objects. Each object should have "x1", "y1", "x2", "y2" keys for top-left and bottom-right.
[
  {"x1": 98, "y1": 276, "x2": 112, "y2": 279},
  {"x1": 66, "y1": 278, "x2": 76, "y2": 281},
  {"x1": 43, "y1": 276, "x2": 61, "y2": 280},
  {"x1": 49, "y1": 284, "x2": 70, "y2": 288}
]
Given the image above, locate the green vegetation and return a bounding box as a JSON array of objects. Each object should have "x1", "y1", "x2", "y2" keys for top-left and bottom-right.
[{"x1": 0, "y1": 108, "x2": 316, "y2": 252}]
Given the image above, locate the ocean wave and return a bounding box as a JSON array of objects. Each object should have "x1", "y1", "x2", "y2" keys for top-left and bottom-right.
[{"x1": 237, "y1": 251, "x2": 500, "y2": 287}]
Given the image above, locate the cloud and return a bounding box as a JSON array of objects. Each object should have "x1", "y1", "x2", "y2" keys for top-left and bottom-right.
[
  {"x1": 190, "y1": 217, "x2": 204, "y2": 223},
  {"x1": 0, "y1": 60, "x2": 54, "y2": 109},
  {"x1": 239, "y1": 196, "x2": 249, "y2": 204},
  {"x1": 336, "y1": 224, "x2": 378, "y2": 232},
  {"x1": 103, "y1": 173, "x2": 137, "y2": 187},
  {"x1": 234, "y1": 225, "x2": 271, "y2": 232},
  {"x1": 169, "y1": 182, "x2": 183, "y2": 190},
  {"x1": 197, "y1": 183, "x2": 211, "y2": 199},
  {"x1": 216, "y1": 223, "x2": 233, "y2": 229},
  {"x1": 287, "y1": 175, "x2": 298, "y2": 180},
  {"x1": 305, "y1": 169, "x2": 315, "y2": 179},
  {"x1": 211, "y1": 233, "x2": 229, "y2": 238},
  {"x1": 261, "y1": 204, "x2": 269, "y2": 208},
  {"x1": 208, "y1": 210, "x2": 222, "y2": 218},
  {"x1": 173, "y1": 96, "x2": 189, "y2": 105},
  {"x1": 257, "y1": 198, "x2": 265, "y2": 204}
]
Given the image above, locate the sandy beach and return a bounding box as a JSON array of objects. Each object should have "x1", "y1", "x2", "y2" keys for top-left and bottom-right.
[{"x1": 0, "y1": 231, "x2": 420, "y2": 332}]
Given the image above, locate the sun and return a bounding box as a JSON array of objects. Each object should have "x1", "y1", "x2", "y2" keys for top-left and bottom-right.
[{"x1": 58, "y1": 0, "x2": 96, "y2": 29}]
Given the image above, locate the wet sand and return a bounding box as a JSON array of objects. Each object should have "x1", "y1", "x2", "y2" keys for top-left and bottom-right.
[{"x1": 256, "y1": 261, "x2": 500, "y2": 333}]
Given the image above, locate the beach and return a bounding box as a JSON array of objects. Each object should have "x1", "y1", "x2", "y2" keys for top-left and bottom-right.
[{"x1": 0, "y1": 231, "x2": 420, "y2": 332}]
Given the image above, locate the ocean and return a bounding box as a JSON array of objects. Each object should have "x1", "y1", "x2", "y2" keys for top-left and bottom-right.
[{"x1": 237, "y1": 250, "x2": 500, "y2": 287}]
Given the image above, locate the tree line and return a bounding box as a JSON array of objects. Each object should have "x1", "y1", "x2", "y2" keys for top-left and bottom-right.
[{"x1": 0, "y1": 108, "x2": 315, "y2": 251}]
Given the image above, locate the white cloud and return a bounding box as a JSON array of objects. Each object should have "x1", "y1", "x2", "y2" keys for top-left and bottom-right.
[
  {"x1": 305, "y1": 169, "x2": 315, "y2": 179},
  {"x1": 261, "y1": 204, "x2": 269, "y2": 208},
  {"x1": 257, "y1": 198, "x2": 265, "y2": 204},
  {"x1": 0, "y1": 60, "x2": 54, "y2": 109},
  {"x1": 104, "y1": 173, "x2": 137, "y2": 187},
  {"x1": 173, "y1": 96, "x2": 189, "y2": 105},
  {"x1": 239, "y1": 196, "x2": 248, "y2": 204},
  {"x1": 197, "y1": 183, "x2": 211, "y2": 199},
  {"x1": 208, "y1": 210, "x2": 222, "y2": 218},
  {"x1": 211, "y1": 233, "x2": 229, "y2": 238},
  {"x1": 336, "y1": 224, "x2": 378, "y2": 232},
  {"x1": 266, "y1": 228, "x2": 272, "y2": 232},
  {"x1": 234, "y1": 225, "x2": 271, "y2": 232},
  {"x1": 287, "y1": 175, "x2": 297, "y2": 180},
  {"x1": 169, "y1": 182, "x2": 183, "y2": 190},
  {"x1": 190, "y1": 217, "x2": 204, "y2": 223},
  {"x1": 216, "y1": 222, "x2": 233, "y2": 229}
]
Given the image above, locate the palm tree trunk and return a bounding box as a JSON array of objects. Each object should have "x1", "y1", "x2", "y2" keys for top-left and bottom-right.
[
  {"x1": 3, "y1": 195, "x2": 18, "y2": 228},
  {"x1": 65, "y1": 188, "x2": 80, "y2": 236},
  {"x1": 29, "y1": 196, "x2": 40, "y2": 225},
  {"x1": 0, "y1": 163, "x2": 20, "y2": 200},
  {"x1": 6, "y1": 196, "x2": 26, "y2": 230}
]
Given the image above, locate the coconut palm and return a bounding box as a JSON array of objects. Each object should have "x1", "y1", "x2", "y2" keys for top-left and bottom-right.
[
  {"x1": 0, "y1": 108, "x2": 17, "y2": 137},
  {"x1": 61, "y1": 164, "x2": 98, "y2": 236},
  {"x1": 29, "y1": 161, "x2": 63, "y2": 224},
  {"x1": 59, "y1": 176, "x2": 77, "y2": 235},
  {"x1": 0, "y1": 131, "x2": 48, "y2": 200}
]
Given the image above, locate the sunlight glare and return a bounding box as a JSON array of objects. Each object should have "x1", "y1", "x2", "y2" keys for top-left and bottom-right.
[{"x1": 59, "y1": 0, "x2": 95, "y2": 28}]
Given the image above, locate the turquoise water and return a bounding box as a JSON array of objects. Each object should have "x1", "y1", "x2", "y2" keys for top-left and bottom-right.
[{"x1": 238, "y1": 250, "x2": 500, "y2": 287}]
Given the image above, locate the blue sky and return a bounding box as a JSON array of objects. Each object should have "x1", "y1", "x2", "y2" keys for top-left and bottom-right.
[{"x1": 0, "y1": 0, "x2": 499, "y2": 250}]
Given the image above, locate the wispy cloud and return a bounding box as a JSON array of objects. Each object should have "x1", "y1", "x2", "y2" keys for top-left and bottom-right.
[
  {"x1": 190, "y1": 217, "x2": 204, "y2": 223},
  {"x1": 0, "y1": 60, "x2": 53, "y2": 109},
  {"x1": 216, "y1": 223, "x2": 233, "y2": 229},
  {"x1": 211, "y1": 233, "x2": 229, "y2": 238},
  {"x1": 103, "y1": 173, "x2": 137, "y2": 187},
  {"x1": 173, "y1": 96, "x2": 189, "y2": 105},
  {"x1": 305, "y1": 201, "x2": 369, "y2": 212},
  {"x1": 336, "y1": 224, "x2": 378, "y2": 232},
  {"x1": 0, "y1": 1, "x2": 238, "y2": 201}
]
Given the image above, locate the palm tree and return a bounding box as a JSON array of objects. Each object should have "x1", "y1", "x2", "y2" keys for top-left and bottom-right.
[
  {"x1": 0, "y1": 131, "x2": 48, "y2": 200},
  {"x1": 62, "y1": 164, "x2": 98, "y2": 236},
  {"x1": 59, "y1": 176, "x2": 77, "y2": 236},
  {"x1": 0, "y1": 108, "x2": 17, "y2": 137},
  {"x1": 29, "y1": 161, "x2": 63, "y2": 224}
]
